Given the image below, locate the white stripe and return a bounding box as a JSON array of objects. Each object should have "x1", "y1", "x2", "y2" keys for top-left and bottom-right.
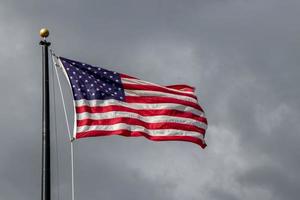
[
  {"x1": 77, "y1": 111, "x2": 207, "y2": 130},
  {"x1": 77, "y1": 123, "x2": 204, "y2": 140},
  {"x1": 124, "y1": 89, "x2": 198, "y2": 103},
  {"x1": 75, "y1": 99, "x2": 205, "y2": 117},
  {"x1": 121, "y1": 78, "x2": 196, "y2": 95}
]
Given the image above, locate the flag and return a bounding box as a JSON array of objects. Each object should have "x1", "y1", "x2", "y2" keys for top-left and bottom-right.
[{"x1": 58, "y1": 57, "x2": 208, "y2": 148}]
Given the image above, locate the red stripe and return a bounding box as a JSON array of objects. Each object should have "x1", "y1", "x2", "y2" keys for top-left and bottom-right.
[
  {"x1": 76, "y1": 129, "x2": 206, "y2": 149},
  {"x1": 122, "y1": 83, "x2": 197, "y2": 99},
  {"x1": 120, "y1": 74, "x2": 137, "y2": 79},
  {"x1": 77, "y1": 117, "x2": 206, "y2": 134},
  {"x1": 125, "y1": 96, "x2": 204, "y2": 112},
  {"x1": 76, "y1": 105, "x2": 207, "y2": 124},
  {"x1": 165, "y1": 85, "x2": 195, "y2": 92}
]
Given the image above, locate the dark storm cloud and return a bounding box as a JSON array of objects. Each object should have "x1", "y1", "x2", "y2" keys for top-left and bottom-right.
[
  {"x1": 238, "y1": 164, "x2": 300, "y2": 200},
  {"x1": 75, "y1": 148, "x2": 176, "y2": 200},
  {"x1": 0, "y1": 0, "x2": 299, "y2": 199},
  {"x1": 208, "y1": 188, "x2": 239, "y2": 200}
]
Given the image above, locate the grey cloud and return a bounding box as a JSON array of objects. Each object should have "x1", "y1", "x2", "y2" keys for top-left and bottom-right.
[
  {"x1": 208, "y1": 188, "x2": 239, "y2": 200},
  {"x1": 74, "y1": 153, "x2": 176, "y2": 200},
  {"x1": 238, "y1": 165, "x2": 300, "y2": 200}
]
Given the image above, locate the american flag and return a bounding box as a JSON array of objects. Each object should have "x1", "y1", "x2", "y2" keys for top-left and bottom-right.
[{"x1": 58, "y1": 57, "x2": 208, "y2": 148}]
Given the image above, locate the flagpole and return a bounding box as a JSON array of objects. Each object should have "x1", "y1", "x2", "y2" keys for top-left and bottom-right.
[{"x1": 40, "y1": 28, "x2": 51, "y2": 200}]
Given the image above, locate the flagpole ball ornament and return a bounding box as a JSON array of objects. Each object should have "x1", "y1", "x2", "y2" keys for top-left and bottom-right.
[{"x1": 40, "y1": 28, "x2": 49, "y2": 38}]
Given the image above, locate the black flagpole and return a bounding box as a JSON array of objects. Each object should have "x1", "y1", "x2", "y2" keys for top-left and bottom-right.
[{"x1": 39, "y1": 28, "x2": 51, "y2": 200}]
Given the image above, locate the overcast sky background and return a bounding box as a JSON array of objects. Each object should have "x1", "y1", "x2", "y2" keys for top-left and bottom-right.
[{"x1": 0, "y1": 0, "x2": 299, "y2": 199}]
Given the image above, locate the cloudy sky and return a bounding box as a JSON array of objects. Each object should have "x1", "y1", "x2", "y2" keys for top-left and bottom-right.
[{"x1": 0, "y1": 0, "x2": 300, "y2": 199}]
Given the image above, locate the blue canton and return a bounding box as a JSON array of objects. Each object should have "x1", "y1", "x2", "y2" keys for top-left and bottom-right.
[{"x1": 60, "y1": 57, "x2": 125, "y2": 101}]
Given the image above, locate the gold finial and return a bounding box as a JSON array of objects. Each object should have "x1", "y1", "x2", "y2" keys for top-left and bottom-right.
[{"x1": 39, "y1": 28, "x2": 49, "y2": 38}]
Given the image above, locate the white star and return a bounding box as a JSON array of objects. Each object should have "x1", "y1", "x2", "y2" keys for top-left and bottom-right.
[
  {"x1": 91, "y1": 84, "x2": 94, "y2": 87},
  {"x1": 72, "y1": 85, "x2": 75, "y2": 88},
  {"x1": 116, "y1": 80, "x2": 119, "y2": 82},
  {"x1": 79, "y1": 75, "x2": 82, "y2": 78},
  {"x1": 108, "y1": 88, "x2": 112, "y2": 90},
  {"x1": 72, "y1": 62, "x2": 75, "y2": 65},
  {"x1": 88, "y1": 67, "x2": 91, "y2": 70},
  {"x1": 78, "y1": 88, "x2": 81, "y2": 91},
  {"x1": 109, "y1": 76, "x2": 113, "y2": 78},
  {"x1": 85, "y1": 80, "x2": 88, "y2": 83},
  {"x1": 104, "y1": 71, "x2": 107, "y2": 74},
  {"x1": 120, "y1": 97, "x2": 123, "y2": 99},
  {"x1": 92, "y1": 93, "x2": 95, "y2": 96},
  {"x1": 102, "y1": 83, "x2": 106, "y2": 86}
]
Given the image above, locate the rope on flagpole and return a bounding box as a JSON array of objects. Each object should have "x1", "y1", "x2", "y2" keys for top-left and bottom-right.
[
  {"x1": 50, "y1": 51, "x2": 61, "y2": 200},
  {"x1": 50, "y1": 51, "x2": 72, "y2": 141},
  {"x1": 70, "y1": 140, "x2": 75, "y2": 200},
  {"x1": 50, "y1": 50, "x2": 75, "y2": 200}
]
